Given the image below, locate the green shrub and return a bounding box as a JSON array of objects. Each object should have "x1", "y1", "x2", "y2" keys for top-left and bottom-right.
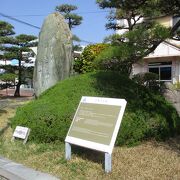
[
  {"x1": 12, "y1": 72, "x2": 180, "y2": 145},
  {"x1": 116, "y1": 111, "x2": 149, "y2": 146},
  {"x1": 73, "y1": 43, "x2": 109, "y2": 74},
  {"x1": 173, "y1": 81, "x2": 180, "y2": 90},
  {"x1": 132, "y1": 72, "x2": 163, "y2": 91},
  {"x1": 0, "y1": 73, "x2": 17, "y2": 81},
  {"x1": 94, "y1": 45, "x2": 133, "y2": 74}
]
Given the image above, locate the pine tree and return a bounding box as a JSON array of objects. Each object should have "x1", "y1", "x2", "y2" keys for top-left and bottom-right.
[
  {"x1": 55, "y1": 4, "x2": 83, "y2": 64},
  {"x1": 0, "y1": 21, "x2": 16, "y2": 89},
  {"x1": 0, "y1": 21, "x2": 37, "y2": 96},
  {"x1": 55, "y1": 4, "x2": 83, "y2": 30},
  {"x1": 96, "y1": 0, "x2": 180, "y2": 74}
]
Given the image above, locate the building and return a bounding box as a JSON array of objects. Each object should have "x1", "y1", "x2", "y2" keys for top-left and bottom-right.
[
  {"x1": 117, "y1": 15, "x2": 180, "y2": 84},
  {"x1": 133, "y1": 40, "x2": 180, "y2": 83}
]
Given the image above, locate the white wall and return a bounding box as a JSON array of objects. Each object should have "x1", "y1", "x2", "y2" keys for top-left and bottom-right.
[
  {"x1": 132, "y1": 62, "x2": 148, "y2": 75},
  {"x1": 116, "y1": 16, "x2": 180, "y2": 84},
  {"x1": 133, "y1": 59, "x2": 180, "y2": 84},
  {"x1": 0, "y1": 60, "x2": 11, "y2": 65},
  {"x1": 147, "y1": 41, "x2": 180, "y2": 57},
  {"x1": 174, "y1": 60, "x2": 180, "y2": 83},
  {"x1": 30, "y1": 47, "x2": 37, "y2": 55},
  {"x1": 116, "y1": 17, "x2": 143, "y2": 35}
]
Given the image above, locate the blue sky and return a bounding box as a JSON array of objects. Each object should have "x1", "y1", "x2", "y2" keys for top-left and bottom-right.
[{"x1": 0, "y1": 0, "x2": 114, "y2": 45}]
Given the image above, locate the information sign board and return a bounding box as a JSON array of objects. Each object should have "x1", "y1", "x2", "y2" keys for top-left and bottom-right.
[
  {"x1": 12, "y1": 126, "x2": 30, "y2": 144},
  {"x1": 65, "y1": 96, "x2": 127, "y2": 154}
]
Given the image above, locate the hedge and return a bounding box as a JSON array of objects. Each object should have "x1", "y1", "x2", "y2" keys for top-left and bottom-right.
[{"x1": 12, "y1": 71, "x2": 180, "y2": 145}]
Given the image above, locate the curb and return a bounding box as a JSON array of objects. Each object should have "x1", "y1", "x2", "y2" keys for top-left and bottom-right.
[{"x1": 0, "y1": 157, "x2": 59, "y2": 180}]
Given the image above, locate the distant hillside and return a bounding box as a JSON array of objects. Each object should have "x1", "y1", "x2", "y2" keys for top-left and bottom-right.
[{"x1": 12, "y1": 71, "x2": 180, "y2": 146}]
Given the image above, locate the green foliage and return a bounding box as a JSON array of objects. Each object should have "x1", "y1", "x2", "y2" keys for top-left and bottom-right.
[
  {"x1": 125, "y1": 23, "x2": 170, "y2": 49},
  {"x1": 94, "y1": 45, "x2": 133, "y2": 74},
  {"x1": 95, "y1": 23, "x2": 170, "y2": 75},
  {"x1": 65, "y1": 14, "x2": 82, "y2": 28},
  {"x1": 72, "y1": 35, "x2": 82, "y2": 52},
  {"x1": 0, "y1": 21, "x2": 15, "y2": 60},
  {"x1": 103, "y1": 34, "x2": 125, "y2": 45},
  {"x1": 0, "y1": 65, "x2": 33, "y2": 84},
  {"x1": 132, "y1": 72, "x2": 161, "y2": 91},
  {"x1": 74, "y1": 43, "x2": 109, "y2": 73},
  {"x1": 55, "y1": 4, "x2": 77, "y2": 13},
  {"x1": 0, "y1": 20, "x2": 37, "y2": 96},
  {"x1": 0, "y1": 21, "x2": 15, "y2": 36},
  {"x1": 97, "y1": 0, "x2": 179, "y2": 31},
  {"x1": 0, "y1": 73, "x2": 17, "y2": 89},
  {"x1": 55, "y1": 4, "x2": 83, "y2": 30},
  {"x1": 96, "y1": 0, "x2": 180, "y2": 73},
  {"x1": 12, "y1": 72, "x2": 180, "y2": 145},
  {"x1": 15, "y1": 34, "x2": 38, "y2": 47},
  {"x1": 73, "y1": 44, "x2": 83, "y2": 51},
  {"x1": 0, "y1": 73, "x2": 17, "y2": 81},
  {"x1": 133, "y1": 72, "x2": 157, "y2": 84},
  {"x1": 116, "y1": 111, "x2": 149, "y2": 146},
  {"x1": 72, "y1": 34, "x2": 81, "y2": 42}
]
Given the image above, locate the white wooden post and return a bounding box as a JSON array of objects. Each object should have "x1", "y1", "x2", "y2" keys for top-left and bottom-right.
[
  {"x1": 105, "y1": 152, "x2": 112, "y2": 173},
  {"x1": 65, "y1": 142, "x2": 71, "y2": 160}
]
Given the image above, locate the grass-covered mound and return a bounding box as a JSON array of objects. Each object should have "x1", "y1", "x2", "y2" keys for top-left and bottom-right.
[{"x1": 12, "y1": 72, "x2": 180, "y2": 145}]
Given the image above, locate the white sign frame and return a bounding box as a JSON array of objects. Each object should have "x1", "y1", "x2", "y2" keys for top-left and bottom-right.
[
  {"x1": 12, "y1": 126, "x2": 30, "y2": 144},
  {"x1": 65, "y1": 96, "x2": 127, "y2": 154}
]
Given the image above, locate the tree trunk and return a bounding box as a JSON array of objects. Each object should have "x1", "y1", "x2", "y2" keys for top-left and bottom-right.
[
  {"x1": 68, "y1": 16, "x2": 72, "y2": 30},
  {"x1": 14, "y1": 51, "x2": 22, "y2": 97},
  {"x1": 14, "y1": 82, "x2": 21, "y2": 97}
]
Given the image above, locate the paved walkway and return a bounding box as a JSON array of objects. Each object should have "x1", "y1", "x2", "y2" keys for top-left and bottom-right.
[
  {"x1": 0, "y1": 88, "x2": 34, "y2": 98},
  {"x1": 0, "y1": 156, "x2": 59, "y2": 180},
  {"x1": 0, "y1": 96, "x2": 60, "y2": 180}
]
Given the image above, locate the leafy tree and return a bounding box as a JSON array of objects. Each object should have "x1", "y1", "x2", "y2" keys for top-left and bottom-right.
[
  {"x1": 0, "y1": 73, "x2": 17, "y2": 82},
  {"x1": 0, "y1": 21, "x2": 15, "y2": 62},
  {"x1": 74, "y1": 43, "x2": 109, "y2": 73},
  {"x1": 0, "y1": 21, "x2": 37, "y2": 96},
  {"x1": 55, "y1": 4, "x2": 83, "y2": 30},
  {"x1": 0, "y1": 21, "x2": 15, "y2": 37},
  {"x1": 0, "y1": 21, "x2": 16, "y2": 89},
  {"x1": 55, "y1": 4, "x2": 83, "y2": 61},
  {"x1": 72, "y1": 34, "x2": 82, "y2": 51},
  {"x1": 73, "y1": 44, "x2": 83, "y2": 51},
  {"x1": 96, "y1": 0, "x2": 180, "y2": 75}
]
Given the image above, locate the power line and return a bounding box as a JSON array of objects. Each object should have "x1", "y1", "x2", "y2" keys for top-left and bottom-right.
[
  {"x1": 0, "y1": 12, "x2": 95, "y2": 44},
  {"x1": 77, "y1": 10, "x2": 112, "y2": 14},
  {"x1": 79, "y1": 39, "x2": 95, "y2": 44},
  {"x1": 0, "y1": 12, "x2": 41, "y2": 29},
  {"x1": 6, "y1": 14, "x2": 47, "y2": 17},
  {"x1": 6, "y1": 10, "x2": 112, "y2": 17},
  {"x1": 5, "y1": 14, "x2": 48, "y2": 17}
]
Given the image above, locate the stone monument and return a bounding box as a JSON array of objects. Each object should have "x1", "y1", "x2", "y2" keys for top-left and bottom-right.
[{"x1": 33, "y1": 13, "x2": 72, "y2": 97}]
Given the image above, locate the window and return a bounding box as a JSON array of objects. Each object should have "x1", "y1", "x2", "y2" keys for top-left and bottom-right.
[
  {"x1": 173, "y1": 16, "x2": 180, "y2": 30},
  {"x1": 148, "y1": 62, "x2": 172, "y2": 81}
]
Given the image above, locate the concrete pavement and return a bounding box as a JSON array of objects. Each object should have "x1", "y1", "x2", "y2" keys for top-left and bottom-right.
[
  {"x1": 0, "y1": 156, "x2": 59, "y2": 180},
  {"x1": 0, "y1": 90, "x2": 59, "y2": 179}
]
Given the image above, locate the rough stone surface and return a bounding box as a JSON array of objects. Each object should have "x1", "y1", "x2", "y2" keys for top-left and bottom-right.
[
  {"x1": 34, "y1": 13, "x2": 72, "y2": 97},
  {"x1": 163, "y1": 82, "x2": 180, "y2": 116}
]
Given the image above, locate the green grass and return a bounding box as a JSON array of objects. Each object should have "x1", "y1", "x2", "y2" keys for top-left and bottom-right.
[
  {"x1": 0, "y1": 97, "x2": 179, "y2": 179},
  {"x1": 0, "y1": 134, "x2": 179, "y2": 179},
  {"x1": 11, "y1": 71, "x2": 180, "y2": 145}
]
